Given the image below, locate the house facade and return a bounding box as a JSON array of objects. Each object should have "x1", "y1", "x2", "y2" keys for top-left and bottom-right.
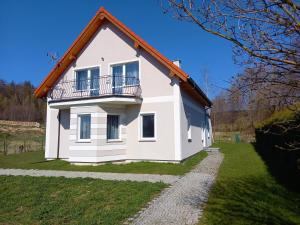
[{"x1": 35, "y1": 7, "x2": 212, "y2": 164}]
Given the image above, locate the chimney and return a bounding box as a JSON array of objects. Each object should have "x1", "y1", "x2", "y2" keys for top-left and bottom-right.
[{"x1": 172, "y1": 59, "x2": 181, "y2": 68}]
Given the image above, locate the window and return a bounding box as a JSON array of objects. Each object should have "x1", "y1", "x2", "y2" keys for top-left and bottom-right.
[
  {"x1": 187, "y1": 116, "x2": 192, "y2": 141},
  {"x1": 107, "y1": 115, "x2": 120, "y2": 140},
  {"x1": 140, "y1": 113, "x2": 155, "y2": 140},
  {"x1": 76, "y1": 70, "x2": 88, "y2": 91},
  {"x1": 111, "y1": 61, "x2": 139, "y2": 89},
  {"x1": 111, "y1": 65, "x2": 123, "y2": 94},
  {"x1": 125, "y1": 61, "x2": 139, "y2": 85},
  {"x1": 75, "y1": 67, "x2": 100, "y2": 92},
  {"x1": 78, "y1": 114, "x2": 91, "y2": 140},
  {"x1": 90, "y1": 68, "x2": 100, "y2": 96}
]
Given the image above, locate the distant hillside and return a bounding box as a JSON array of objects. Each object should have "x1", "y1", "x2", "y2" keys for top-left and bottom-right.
[{"x1": 0, "y1": 80, "x2": 46, "y2": 123}]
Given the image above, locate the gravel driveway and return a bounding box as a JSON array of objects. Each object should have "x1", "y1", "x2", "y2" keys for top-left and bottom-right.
[
  {"x1": 128, "y1": 151, "x2": 223, "y2": 225},
  {"x1": 0, "y1": 169, "x2": 180, "y2": 184}
]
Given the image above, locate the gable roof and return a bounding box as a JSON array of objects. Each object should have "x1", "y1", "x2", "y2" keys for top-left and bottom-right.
[{"x1": 34, "y1": 7, "x2": 211, "y2": 107}]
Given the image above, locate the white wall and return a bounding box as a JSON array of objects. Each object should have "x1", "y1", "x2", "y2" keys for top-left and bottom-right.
[
  {"x1": 45, "y1": 104, "x2": 59, "y2": 159},
  {"x1": 125, "y1": 101, "x2": 175, "y2": 161},
  {"x1": 58, "y1": 109, "x2": 70, "y2": 159},
  {"x1": 45, "y1": 19, "x2": 211, "y2": 163},
  {"x1": 54, "y1": 21, "x2": 173, "y2": 98},
  {"x1": 180, "y1": 91, "x2": 210, "y2": 159},
  {"x1": 67, "y1": 105, "x2": 127, "y2": 163},
  {"x1": 46, "y1": 19, "x2": 177, "y2": 163}
]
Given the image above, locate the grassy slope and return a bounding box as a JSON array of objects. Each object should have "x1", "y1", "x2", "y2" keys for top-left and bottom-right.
[
  {"x1": 199, "y1": 142, "x2": 300, "y2": 225},
  {"x1": 0, "y1": 150, "x2": 207, "y2": 175},
  {"x1": 0, "y1": 175, "x2": 166, "y2": 225}
]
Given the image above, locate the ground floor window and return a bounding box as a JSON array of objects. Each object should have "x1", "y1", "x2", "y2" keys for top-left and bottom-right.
[
  {"x1": 78, "y1": 114, "x2": 91, "y2": 140},
  {"x1": 140, "y1": 113, "x2": 155, "y2": 140},
  {"x1": 107, "y1": 115, "x2": 120, "y2": 140}
]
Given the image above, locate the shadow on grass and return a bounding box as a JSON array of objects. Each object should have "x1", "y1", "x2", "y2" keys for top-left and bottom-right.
[
  {"x1": 31, "y1": 160, "x2": 57, "y2": 164},
  {"x1": 252, "y1": 142, "x2": 300, "y2": 192},
  {"x1": 203, "y1": 175, "x2": 300, "y2": 225}
]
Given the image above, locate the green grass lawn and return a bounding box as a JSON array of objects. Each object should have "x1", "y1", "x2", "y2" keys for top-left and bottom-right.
[
  {"x1": 199, "y1": 142, "x2": 300, "y2": 225},
  {"x1": 0, "y1": 150, "x2": 207, "y2": 175},
  {"x1": 0, "y1": 175, "x2": 166, "y2": 225}
]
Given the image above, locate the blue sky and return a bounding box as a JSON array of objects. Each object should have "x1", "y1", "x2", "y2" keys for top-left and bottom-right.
[{"x1": 0, "y1": 0, "x2": 241, "y2": 99}]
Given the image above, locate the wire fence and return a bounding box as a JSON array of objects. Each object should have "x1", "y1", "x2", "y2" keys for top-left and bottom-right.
[
  {"x1": 213, "y1": 131, "x2": 255, "y2": 143},
  {"x1": 0, "y1": 135, "x2": 45, "y2": 155}
]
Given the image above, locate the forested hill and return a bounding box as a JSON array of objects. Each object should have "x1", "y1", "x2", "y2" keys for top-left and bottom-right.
[{"x1": 0, "y1": 80, "x2": 46, "y2": 123}]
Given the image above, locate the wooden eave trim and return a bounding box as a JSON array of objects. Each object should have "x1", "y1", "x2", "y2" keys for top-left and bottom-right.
[{"x1": 34, "y1": 9, "x2": 104, "y2": 98}]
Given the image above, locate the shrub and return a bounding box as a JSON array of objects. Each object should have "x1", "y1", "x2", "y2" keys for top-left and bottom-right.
[{"x1": 255, "y1": 106, "x2": 300, "y2": 190}]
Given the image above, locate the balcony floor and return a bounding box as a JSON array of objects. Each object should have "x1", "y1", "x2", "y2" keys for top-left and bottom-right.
[{"x1": 48, "y1": 95, "x2": 142, "y2": 109}]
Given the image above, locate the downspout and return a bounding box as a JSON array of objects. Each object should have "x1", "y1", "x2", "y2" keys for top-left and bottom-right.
[{"x1": 205, "y1": 106, "x2": 213, "y2": 145}]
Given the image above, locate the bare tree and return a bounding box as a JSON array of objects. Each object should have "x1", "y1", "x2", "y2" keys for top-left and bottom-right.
[
  {"x1": 161, "y1": 0, "x2": 300, "y2": 106},
  {"x1": 0, "y1": 80, "x2": 46, "y2": 123},
  {"x1": 200, "y1": 67, "x2": 210, "y2": 97}
]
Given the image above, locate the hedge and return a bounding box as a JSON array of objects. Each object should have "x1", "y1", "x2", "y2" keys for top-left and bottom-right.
[{"x1": 255, "y1": 106, "x2": 300, "y2": 189}]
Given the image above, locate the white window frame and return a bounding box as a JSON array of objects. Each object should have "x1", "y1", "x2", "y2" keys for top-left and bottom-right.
[
  {"x1": 202, "y1": 122, "x2": 206, "y2": 145},
  {"x1": 73, "y1": 65, "x2": 101, "y2": 93},
  {"x1": 187, "y1": 114, "x2": 192, "y2": 141},
  {"x1": 77, "y1": 114, "x2": 91, "y2": 142},
  {"x1": 108, "y1": 59, "x2": 141, "y2": 87},
  {"x1": 139, "y1": 112, "x2": 156, "y2": 142},
  {"x1": 106, "y1": 114, "x2": 122, "y2": 142}
]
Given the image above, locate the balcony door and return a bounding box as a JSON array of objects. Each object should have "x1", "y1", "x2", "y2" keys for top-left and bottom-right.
[
  {"x1": 112, "y1": 65, "x2": 123, "y2": 95},
  {"x1": 111, "y1": 61, "x2": 139, "y2": 95},
  {"x1": 75, "y1": 67, "x2": 100, "y2": 96},
  {"x1": 90, "y1": 68, "x2": 100, "y2": 96}
]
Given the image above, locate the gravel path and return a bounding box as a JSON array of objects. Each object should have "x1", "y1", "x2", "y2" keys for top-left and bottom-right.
[
  {"x1": 0, "y1": 169, "x2": 180, "y2": 184},
  {"x1": 129, "y1": 151, "x2": 224, "y2": 225}
]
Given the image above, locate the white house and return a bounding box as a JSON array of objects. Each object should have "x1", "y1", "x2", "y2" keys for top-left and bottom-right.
[{"x1": 35, "y1": 7, "x2": 212, "y2": 164}]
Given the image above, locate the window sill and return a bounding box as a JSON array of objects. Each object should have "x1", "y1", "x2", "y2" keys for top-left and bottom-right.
[
  {"x1": 76, "y1": 139, "x2": 91, "y2": 143},
  {"x1": 139, "y1": 138, "x2": 156, "y2": 142},
  {"x1": 107, "y1": 139, "x2": 122, "y2": 143}
]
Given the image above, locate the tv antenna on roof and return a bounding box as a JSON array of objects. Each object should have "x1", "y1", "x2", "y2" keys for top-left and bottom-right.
[{"x1": 46, "y1": 52, "x2": 59, "y2": 63}]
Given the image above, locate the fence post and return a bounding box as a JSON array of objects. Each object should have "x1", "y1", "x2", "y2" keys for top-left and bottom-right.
[
  {"x1": 23, "y1": 138, "x2": 26, "y2": 152},
  {"x1": 3, "y1": 135, "x2": 7, "y2": 156}
]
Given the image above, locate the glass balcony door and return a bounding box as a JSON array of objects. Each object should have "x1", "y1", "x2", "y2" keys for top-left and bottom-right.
[
  {"x1": 112, "y1": 65, "x2": 124, "y2": 95},
  {"x1": 90, "y1": 68, "x2": 100, "y2": 96},
  {"x1": 111, "y1": 61, "x2": 139, "y2": 95},
  {"x1": 75, "y1": 67, "x2": 100, "y2": 97}
]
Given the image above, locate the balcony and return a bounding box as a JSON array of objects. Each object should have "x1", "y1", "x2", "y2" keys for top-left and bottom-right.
[{"x1": 49, "y1": 75, "x2": 142, "y2": 103}]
